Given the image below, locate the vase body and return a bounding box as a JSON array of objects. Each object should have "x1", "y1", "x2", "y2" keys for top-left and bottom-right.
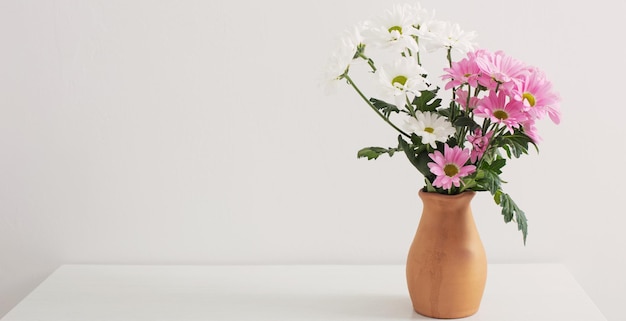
[{"x1": 406, "y1": 190, "x2": 487, "y2": 319}]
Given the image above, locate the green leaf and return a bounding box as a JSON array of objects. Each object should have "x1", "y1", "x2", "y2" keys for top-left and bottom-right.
[
  {"x1": 496, "y1": 132, "x2": 536, "y2": 159},
  {"x1": 475, "y1": 165, "x2": 502, "y2": 194},
  {"x1": 453, "y1": 116, "x2": 480, "y2": 131},
  {"x1": 500, "y1": 194, "x2": 514, "y2": 223},
  {"x1": 516, "y1": 209, "x2": 529, "y2": 245},
  {"x1": 460, "y1": 177, "x2": 477, "y2": 192},
  {"x1": 495, "y1": 191, "x2": 528, "y2": 245},
  {"x1": 398, "y1": 136, "x2": 418, "y2": 165},
  {"x1": 446, "y1": 136, "x2": 458, "y2": 148},
  {"x1": 357, "y1": 147, "x2": 395, "y2": 160},
  {"x1": 398, "y1": 135, "x2": 432, "y2": 178},
  {"x1": 424, "y1": 178, "x2": 436, "y2": 192},
  {"x1": 481, "y1": 157, "x2": 506, "y2": 175},
  {"x1": 485, "y1": 174, "x2": 500, "y2": 194},
  {"x1": 502, "y1": 145, "x2": 513, "y2": 158},
  {"x1": 474, "y1": 169, "x2": 485, "y2": 180},
  {"x1": 369, "y1": 98, "x2": 400, "y2": 117},
  {"x1": 409, "y1": 133, "x2": 422, "y2": 146},
  {"x1": 414, "y1": 148, "x2": 434, "y2": 178},
  {"x1": 494, "y1": 190, "x2": 502, "y2": 205},
  {"x1": 411, "y1": 88, "x2": 442, "y2": 112}
]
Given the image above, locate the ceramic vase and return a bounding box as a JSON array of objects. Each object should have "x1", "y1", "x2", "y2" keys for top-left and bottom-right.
[{"x1": 406, "y1": 190, "x2": 487, "y2": 319}]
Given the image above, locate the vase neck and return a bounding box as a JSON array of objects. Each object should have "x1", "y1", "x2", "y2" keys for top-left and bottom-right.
[
  {"x1": 415, "y1": 190, "x2": 480, "y2": 241},
  {"x1": 418, "y1": 190, "x2": 475, "y2": 213}
]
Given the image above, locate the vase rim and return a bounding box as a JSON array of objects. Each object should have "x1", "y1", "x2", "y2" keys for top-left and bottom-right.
[{"x1": 418, "y1": 189, "x2": 476, "y2": 200}]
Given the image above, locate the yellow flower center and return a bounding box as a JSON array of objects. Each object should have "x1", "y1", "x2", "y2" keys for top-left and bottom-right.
[
  {"x1": 392, "y1": 75, "x2": 408, "y2": 86},
  {"x1": 388, "y1": 26, "x2": 403, "y2": 34},
  {"x1": 443, "y1": 164, "x2": 459, "y2": 177},
  {"x1": 522, "y1": 92, "x2": 536, "y2": 107},
  {"x1": 424, "y1": 127, "x2": 434, "y2": 133},
  {"x1": 493, "y1": 110, "x2": 509, "y2": 120}
]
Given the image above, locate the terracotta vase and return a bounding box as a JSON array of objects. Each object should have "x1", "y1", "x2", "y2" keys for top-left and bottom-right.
[{"x1": 406, "y1": 190, "x2": 487, "y2": 319}]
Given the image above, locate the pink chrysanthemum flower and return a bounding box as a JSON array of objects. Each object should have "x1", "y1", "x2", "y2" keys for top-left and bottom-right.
[
  {"x1": 442, "y1": 55, "x2": 481, "y2": 90},
  {"x1": 521, "y1": 119, "x2": 542, "y2": 143},
  {"x1": 467, "y1": 128, "x2": 494, "y2": 163},
  {"x1": 513, "y1": 68, "x2": 561, "y2": 124},
  {"x1": 475, "y1": 50, "x2": 530, "y2": 92},
  {"x1": 427, "y1": 145, "x2": 476, "y2": 190},
  {"x1": 455, "y1": 89, "x2": 480, "y2": 110},
  {"x1": 474, "y1": 90, "x2": 528, "y2": 133}
]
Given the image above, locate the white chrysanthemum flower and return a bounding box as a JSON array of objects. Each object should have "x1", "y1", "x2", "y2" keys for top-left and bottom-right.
[
  {"x1": 360, "y1": 4, "x2": 424, "y2": 53},
  {"x1": 320, "y1": 26, "x2": 363, "y2": 94},
  {"x1": 403, "y1": 111, "x2": 455, "y2": 148},
  {"x1": 404, "y1": 3, "x2": 435, "y2": 28},
  {"x1": 378, "y1": 57, "x2": 429, "y2": 108},
  {"x1": 415, "y1": 19, "x2": 445, "y2": 53},
  {"x1": 418, "y1": 20, "x2": 477, "y2": 54}
]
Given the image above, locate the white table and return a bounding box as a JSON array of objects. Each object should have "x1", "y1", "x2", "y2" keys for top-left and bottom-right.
[{"x1": 1, "y1": 264, "x2": 606, "y2": 321}]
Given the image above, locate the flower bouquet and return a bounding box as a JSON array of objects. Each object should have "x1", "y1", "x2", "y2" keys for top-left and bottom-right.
[{"x1": 324, "y1": 3, "x2": 560, "y2": 244}]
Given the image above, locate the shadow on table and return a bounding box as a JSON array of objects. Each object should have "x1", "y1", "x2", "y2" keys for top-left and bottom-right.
[
  {"x1": 250, "y1": 293, "x2": 430, "y2": 320},
  {"x1": 319, "y1": 293, "x2": 431, "y2": 320}
]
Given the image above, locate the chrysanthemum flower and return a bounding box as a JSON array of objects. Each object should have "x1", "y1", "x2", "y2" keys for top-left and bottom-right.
[
  {"x1": 513, "y1": 68, "x2": 561, "y2": 124},
  {"x1": 360, "y1": 4, "x2": 422, "y2": 53},
  {"x1": 403, "y1": 111, "x2": 455, "y2": 148},
  {"x1": 321, "y1": 26, "x2": 362, "y2": 94},
  {"x1": 442, "y1": 55, "x2": 482, "y2": 90},
  {"x1": 474, "y1": 90, "x2": 528, "y2": 133},
  {"x1": 404, "y1": 2, "x2": 433, "y2": 27},
  {"x1": 419, "y1": 21, "x2": 477, "y2": 54},
  {"x1": 475, "y1": 50, "x2": 529, "y2": 92},
  {"x1": 454, "y1": 89, "x2": 481, "y2": 110},
  {"x1": 428, "y1": 145, "x2": 476, "y2": 190},
  {"x1": 467, "y1": 128, "x2": 494, "y2": 163},
  {"x1": 521, "y1": 119, "x2": 542, "y2": 143},
  {"x1": 378, "y1": 57, "x2": 429, "y2": 107}
]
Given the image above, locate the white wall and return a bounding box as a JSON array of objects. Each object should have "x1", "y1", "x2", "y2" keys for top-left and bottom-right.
[{"x1": 1, "y1": 0, "x2": 624, "y2": 319}]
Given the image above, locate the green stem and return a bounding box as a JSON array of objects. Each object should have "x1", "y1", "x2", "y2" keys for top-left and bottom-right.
[
  {"x1": 344, "y1": 74, "x2": 410, "y2": 138},
  {"x1": 495, "y1": 125, "x2": 508, "y2": 137},
  {"x1": 415, "y1": 36, "x2": 421, "y2": 65},
  {"x1": 482, "y1": 118, "x2": 492, "y2": 134},
  {"x1": 454, "y1": 84, "x2": 473, "y2": 145},
  {"x1": 405, "y1": 96, "x2": 416, "y2": 118},
  {"x1": 365, "y1": 58, "x2": 376, "y2": 72},
  {"x1": 356, "y1": 52, "x2": 376, "y2": 72},
  {"x1": 488, "y1": 122, "x2": 501, "y2": 136},
  {"x1": 450, "y1": 92, "x2": 457, "y2": 125}
]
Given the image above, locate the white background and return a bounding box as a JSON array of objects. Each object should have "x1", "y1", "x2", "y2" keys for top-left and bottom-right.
[{"x1": 1, "y1": 0, "x2": 624, "y2": 319}]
